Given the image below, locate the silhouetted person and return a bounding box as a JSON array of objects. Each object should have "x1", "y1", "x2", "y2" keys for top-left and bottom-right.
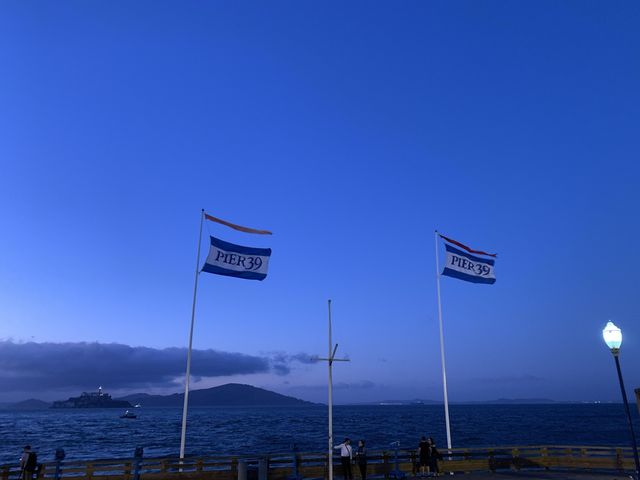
[
  {"x1": 355, "y1": 440, "x2": 367, "y2": 480},
  {"x1": 334, "y1": 438, "x2": 353, "y2": 480},
  {"x1": 428, "y1": 438, "x2": 441, "y2": 476},
  {"x1": 20, "y1": 446, "x2": 37, "y2": 480},
  {"x1": 418, "y1": 436, "x2": 430, "y2": 475}
]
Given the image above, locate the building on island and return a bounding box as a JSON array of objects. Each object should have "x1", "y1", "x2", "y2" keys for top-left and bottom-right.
[{"x1": 51, "y1": 386, "x2": 132, "y2": 408}]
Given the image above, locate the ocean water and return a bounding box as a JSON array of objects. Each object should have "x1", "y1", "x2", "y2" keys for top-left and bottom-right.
[{"x1": 0, "y1": 404, "x2": 638, "y2": 465}]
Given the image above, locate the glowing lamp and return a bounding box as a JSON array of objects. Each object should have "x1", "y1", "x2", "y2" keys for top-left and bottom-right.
[{"x1": 603, "y1": 321, "x2": 622, "y2": 352}]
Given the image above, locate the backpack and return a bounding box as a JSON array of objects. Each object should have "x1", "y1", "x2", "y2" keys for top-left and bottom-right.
[{"x1": 25, "y1": 452, "x2": 37, "y2": 471}]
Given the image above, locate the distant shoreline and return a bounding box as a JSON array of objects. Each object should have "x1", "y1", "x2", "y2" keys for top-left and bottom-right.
[
  {"x1": 0, "y1": 401, "x2": 635, "y2": 411},
  {"x1": 0, "y1": 383, "x2": 635, "y2": 410}
]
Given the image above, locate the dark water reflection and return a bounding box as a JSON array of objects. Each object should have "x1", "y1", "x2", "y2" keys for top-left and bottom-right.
[{"x1": 0, "y1": 404, "x2": 637, "y2": 465}]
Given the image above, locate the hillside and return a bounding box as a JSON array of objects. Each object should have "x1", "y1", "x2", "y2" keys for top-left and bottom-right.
[
  {"x1": 0, "y1": 399, "x2": 51, "y2": 410},
  {"x1": 117, "y1": 383, "x2": 314, "y2": 407}
]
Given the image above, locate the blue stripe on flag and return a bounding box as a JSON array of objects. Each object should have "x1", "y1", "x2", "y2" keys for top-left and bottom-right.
[
  {"x1": 210, "y1": 236, "x2": 272, "y2": 257},
  {"x1": 442, "y1": 267, "x2": 496, "y2": 284},
  {"x1": 201, "y1": 263, "x2": 267, "y2": 281},
  {"x1": 444, "y1": 243, "x2": 495, "y2": 265}
]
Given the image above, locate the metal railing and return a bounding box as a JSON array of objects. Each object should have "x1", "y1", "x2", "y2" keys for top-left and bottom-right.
[{"x1": 1, "y1": 445, "x2": 637, "y2": 480}]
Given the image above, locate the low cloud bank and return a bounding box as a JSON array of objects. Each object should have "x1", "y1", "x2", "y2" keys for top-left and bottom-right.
[{"x1": 0, "y1": 340, "x2": 312, "y2": 392}]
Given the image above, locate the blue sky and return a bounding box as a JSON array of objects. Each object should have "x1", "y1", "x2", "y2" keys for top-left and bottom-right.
[{"x1": 0, "y1": 1, "x2": 639, "y2": 403}]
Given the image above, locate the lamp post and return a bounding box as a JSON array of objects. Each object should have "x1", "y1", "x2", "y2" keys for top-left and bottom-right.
[{"x1": 602, "y1": 321, "x2": 640, "y2": 479}]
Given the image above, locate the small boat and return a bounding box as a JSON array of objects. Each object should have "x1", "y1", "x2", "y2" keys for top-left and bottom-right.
[
  {"x1": 133, "y1": 404, "x2": 142, "y2": 408},
  {"x1": 120, "y1": 410, "x2": 137, "y2": 419}
]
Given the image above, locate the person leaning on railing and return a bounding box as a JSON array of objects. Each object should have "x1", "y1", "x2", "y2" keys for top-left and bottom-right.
[
  {"x1": 428, "y1": 438, "x2": 442, "y2": 476},
  {"x1": 334, "y1": 438, "x2": 354, "y2": 480},
  {"x1": 418, "y1": 436, "x2": 430, "y2": 476},
  {"x1": 355, "y1": 440, "x2": 367, "y2": 480},
  {"x1": 19, "y1": 445, "x2": 38, "y2": 480}
]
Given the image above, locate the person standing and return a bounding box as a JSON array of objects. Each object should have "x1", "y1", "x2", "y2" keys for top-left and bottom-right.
[
  {"x1": 355, "y1": 440, "x2": 367, "y2": 480},
  {"x1": 428, "y1": 438, "x2": 441, "y2": 476},
  {"x1": 334, "y1": 438, "x2": 353, "y2": 480},
  {"x1": 19, "y1": 446, "x2": 37, "y2": 480},
  {"x1": 418, "y1": 436, "x2": 431, "y2": 476}
]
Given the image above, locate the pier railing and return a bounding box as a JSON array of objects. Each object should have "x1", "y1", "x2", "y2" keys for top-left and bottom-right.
[{"x1": 1, "y1": 445, "x2": 637, "y2": 480}]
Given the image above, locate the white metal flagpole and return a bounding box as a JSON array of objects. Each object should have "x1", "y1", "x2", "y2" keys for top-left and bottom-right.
[
  {"x1": 434, "y1": 230, "x2": 453, "y2": 452},
  {"x1": 327, "y1": 299, "x2": 334, "y2": 480},
  {"x1": 180, "y1": 209, "x2": 205, "y2": 460},
  {"x1": 317, "y1": 299, "x2": 349, "y2": 480}
]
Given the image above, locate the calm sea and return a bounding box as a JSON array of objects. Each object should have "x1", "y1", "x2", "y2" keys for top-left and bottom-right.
[{"x1": 1, "y1": 404, "x2": 638, "y2": 465}]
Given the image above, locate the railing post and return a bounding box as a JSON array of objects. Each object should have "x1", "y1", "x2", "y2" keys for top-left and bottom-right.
[
  {"x1": 292, "y1": 450, "x2": 302, "y2": 480},
  {"x1": 238, "y1": 459, "x2": 247, "y2": 480},
  {"x1": 382, "y1": 451, "x2": 389, "y2": 480},
  {"x1": 86, "y1": 462, "x2": 94, "y2": 479},
  {"x1": 231, "y1": 457, "x2": 239, "y2": 480},
  {"x1": 259, "y1": 456, "x2": 269, "y2": 480},
  {"x1": 410, "y1": 450, "x2": 416, "y2": 476},
  {"x1": 488, "y1": 449, "x2": 495, "y2": 473},
  {"x1": 511, "y1": 448, "x2": 520, "y2": 471},
  {"x1": 541, "y1": 447, "x2": 549, "y2": 471},
  {"x1": 133, "y1": 447, "x2": 144, "y2": 480},
  {"x1": 616, "y1": 448, "x2": 624, "y2": 472},
  {"x1": 54, "y1": 448, "x2": 66, "y2": 480},
  {"x1": 564, "y1": 447, "x2": 573, "y2": 469},
  {"x1": 326, "y1": 453, "x2": 330, "y2": 480},
  {"x1": 463, "y1": 449, "x2": 470, "y2": 474}
]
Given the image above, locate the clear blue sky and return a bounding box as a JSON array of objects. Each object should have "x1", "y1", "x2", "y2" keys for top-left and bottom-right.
[{"x1": 0, "y1": 1, "x2": 639, "y2": 403}]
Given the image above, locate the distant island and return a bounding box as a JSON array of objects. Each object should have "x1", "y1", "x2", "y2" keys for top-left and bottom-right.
[
  {"x1": 52, "y1": 387, "x2": 131, "y2": 409},
  {"x1": 0, "y1": 398, "x2": 52, "y2": 410},
  {"x1": 0, "y1": 384, "x2": 315, "y2": 410},
  {"x1": 117, "y1": 383, "x2": 315, "y2": 407}
]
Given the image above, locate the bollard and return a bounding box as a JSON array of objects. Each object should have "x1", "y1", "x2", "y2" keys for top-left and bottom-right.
[
  {"x1": 238, "y1": 460, "x2": 248, "y2": 480},
  {"x1": 382, "y1": 451, "x2": 390, "y2": 480},
  {"x1": 258, "y1": 457, "x2": 268, "y2": 480},
  {"x1": 388, "y1": 442, "x2": 405, "y2": 480},
  {"x1": 54, "y1": 449, "x2": 66, "y2": 480},
  {"x1": 133, "y1": 447, "x2": 144, "y2": 480},
  {"x1": 291, "y1": 444, "x2": 301, "y2": 480}
]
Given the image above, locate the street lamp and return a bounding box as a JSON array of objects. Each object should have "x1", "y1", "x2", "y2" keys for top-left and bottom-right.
[{"x1": 602, "y1": 321, "x2": 640, "y2": 479}]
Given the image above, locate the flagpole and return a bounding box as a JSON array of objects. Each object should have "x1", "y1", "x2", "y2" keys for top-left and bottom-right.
[
  {"x1": 434, "y1": 230, "x2": 452, "y2": 452},
  {"x1": 180, "y1": 209, "x2": 205, "y2": 460},
  {"x1": 315, "y1": 300, "x2": 349, "y2": 480},
  {"x1": 327, "y1": 299, "x2": 335, "y2": 480}
]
